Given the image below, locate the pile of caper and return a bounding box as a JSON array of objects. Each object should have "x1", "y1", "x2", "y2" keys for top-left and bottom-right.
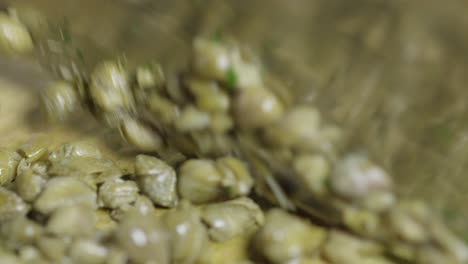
[{"x1": 1, "y1": 6, "x2": 467, "y2": 264}]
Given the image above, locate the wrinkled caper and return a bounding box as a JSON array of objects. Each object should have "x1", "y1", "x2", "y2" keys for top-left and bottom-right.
[
  {"x1": 0, "y1": 186, "x2": 29, "y2": 221},
  {"x1": 163, "y1": 201, "x2": 208, "y2": 264},
  {"x1": 98, "y1": 179, "x2": 139, "y2": 209},
  {"x1": 255, "y1": 209, "x2": 326, "y2": 264},
  {"x1": 215, "y1": 157, "x2": 254, "y2": 198},
  {"x1": 69, "y1": 239, "x2": 108, "y2": 264},
  {"x1": 119, "y1": 117, "x2": 163, "y2": 152},
  {"x1": 0, "y1": 150, "x2": 21, "y2": 186},
  {"x1": 34, "y1": 176, "x2": 97, "y2": 214},
  {"x1": 177, "y1": 159, "x2": 223, "y2": 204},
  {"x1": 201, "y1": 197, "x2": 264, "y2": 242},
  {"x1": 135, "y1": 155, "x2": 178, "y2": 207}
]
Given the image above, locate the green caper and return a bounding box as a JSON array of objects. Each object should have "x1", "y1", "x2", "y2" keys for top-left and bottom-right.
[
  {"x1": 0, "y1": 150, "x2": 21, "y2": 186},
  {"x1": 264, "y1": 106, "x2": 321, "y2": 149},
  {"x1": 135, "y1": 155, "x2": 178, "y2": 207},
  {"x1": 41, "y1": 81, "x2": 79, "y2": 122},
  {"x1": 322, "y1": 231, "x2": 385, "y2": 264},
  {"x1": 69, "y1": 239, "x2": 108, "y2": 264},
  {"x1": 114, "y1": 209, "x2": 171, "y2": 264},
  {"x1": 254, "y1": 209, "x2": 326, "y2": 264},
  {"x1": 146, "y1": 94, "x2": 180, "y2": 125},
  {"x1": 215, "y1": 157, "x2": 254, "y2": 198},
  {"x1": 46, "y1": 204, "x2": 96, "y2": 237},
  {"x1": 17, "y1": 139, "x2": 49, "y2": 162},
  {"x1": 98, "y1": 179, "x2": 139, "y2": 209},
  {"x1": 18, "y1": 245, "x2": 48, "y2": 264},
  {"x1": 292, "y1": 154, "x2": 330, "y2": 196},
  {"x1": 209, "y1": 113, "x2": 234, "y2": 133},
  {"x1": 330, "y1": 154, "x2": 392, "y2": 200},
  {"x1": 15, "y1": 159, "x2": 47, "y2": 202},
  {"x1": 1, "y1": 216, "x2": 43, "y2": 249},
  {"x1": 48, "y1": 140, "x2": 103, "y2": 161},
  {"x1": 34, "y1": 176, "x2": 97, "y2": 215},
  {"x1": 201, "y1": 197, "x2": 263, "y2": 242},
  {"x1": 0, "y1": 186, "x2": 30, "y2": 221},
  {"x1": 233, "y1": 87, "x2": 284, "y2": 129},
  {"x1": 186, "y1": 78, "x2": 230, "y2": 113},
  {"x1": 119, "y1": 117, "x2": 163, "y2": 152},
  {"x1": 89, "y1": 60, "x2": 135, "y2": 114},
  {"x1": 192, "y1": 38, "x2": 232, "y2": 81},
  {"x1": 36, "y1": 236, "x2": 70, "y2": 262},
  {"x1": 0, "y1": 13, "x2": 34, "y2": 55},
  {"x1": 136, "y1": 62, "x2": 165, "y2": 90},
  {"x1": 163, "y1": 201, "x2": 208, "y2": 264},
  {"x1": 175, "y1": 106, "x2": 211, "y2": 132},
  {"x1": 177, "y1": 159, "x2": 223, "y2": 204}
]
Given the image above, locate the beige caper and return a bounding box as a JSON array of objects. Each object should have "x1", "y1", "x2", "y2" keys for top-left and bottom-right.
[
  {"x1": 255, "y1": 209, "x2": 326, "y2": 264},
  {"x1": 0, "y1": 13, "x2": 34, "y2": 55},
  {"x1": 202, "y1": 197, "x2": 264, "y2": 242},
  {"x1": 36, "y1": 236, "x2": 70, "y2": 262},
  {"x1": 46, "y1": 204, "x2": 96, "y2": 237},
  {"x1": 175, "y1": 106, "x2": 211, "y2": 132},
  {"x1": 215, "y1": 157, "x2": 254, "y2": 198},
  {"x1": 119, "y1": 118, "x2": 163, "y2": 152},
  {"x1": 233, "y1": 87, "x2": 284, "y2": 129},
  {"x1": 0, "y1": 186, "x2": 30, "y2": 221},
  {"x1": 186, "y1": 78, "x2": 230, "y2": 113},
  {"x1": 177, "y1": 159, "x2": 223, "y2": 204},
  {"x1": 135, "y1": 155, "x2": 178, "y2": 207},
  {"x1": 34, "y1": 176, "x2": 97, "y2": 215},
  {"x1": 292, "y1": 154, "x2": 330, "y2": 196},
  {"x1": 163, "y1": 201, "x2": 208, "y2": 264},
  {"x1": 98, "y1": 179, "x2": 139, "y2": 209},
  {"x1": 114, "y1": 209, "x2": 171, "y2": 264},
  {"x1": 192, "y1": 38, "x2": 232, "y2": 81},
  {"x1": 136, "y1": 62, "x2": 165, "y2": 90},
  {"x1": 15, "y1": 159, "x2": 47, "y2": 202},
  {"x1": 89, "y1": 60, "x2": 135, "y2": 114},
  {"x1": 330, "y1": 154, "x2": 392, "y2": 200},
  {"x1": 1, "y1": 216, "x2": 43, "y2": 249},
  {"x1": 0, "y1": 150, "x2": 21, "y2": 186},
  {"x1": 41, "y1": 81, "x2": 79, "y2": 122},
  {"x1": 69, "y1": 239, "x2": 108, "y2": 264}
]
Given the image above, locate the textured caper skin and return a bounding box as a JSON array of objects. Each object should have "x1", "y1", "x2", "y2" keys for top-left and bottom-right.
[
  {"x1": 163, "y1": 201, "x2": 208, "y2": 264},
  {"x1": 0, "y1": 186, "x2": 29, "y2": 221},
  {"x1": 34, "y1": 176, "x2": 97, "y2": 214},
  {"x1": 115, "y1": 209, "x2": 171, "y2": 264},
  {"x1": 0, "y1": 13, "x2": 34, "y2": 55},
  {"x1": 177, "y1": 159, "x2": 223, "y2": 204},
  {"x1": 255, "y1": 209, "x2": 326, "y2": 263},
  {"x1": 98, "y1": 179, "x2": 139, "y2": 209},
  {"x1": 0, "y1": 150, "x2": 20, "y2": 186},
  {"x1": 135, "y1": 155, "x2": 178, "y2": 207},
  {"x1": 201, "y1": 197, "x2": 264, "y2": 242}
]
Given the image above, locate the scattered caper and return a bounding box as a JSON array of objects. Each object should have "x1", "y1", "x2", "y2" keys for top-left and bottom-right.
[
  {"x1": 0, "y1": 13, "x2": 34, "y2": 55},
  {"x1": 46, "y1": 204, "x2": 96, "y2": 237},
  {"x1": 0, "y1": 150, "x2": 21, "y2": 186}
]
